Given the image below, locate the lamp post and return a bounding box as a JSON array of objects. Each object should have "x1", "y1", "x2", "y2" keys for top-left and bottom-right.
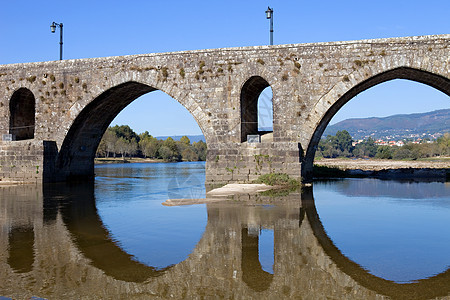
[
  {"x1": 265, "y1": 7, "x2": 273, "y2": 45},
  {"x1": 50, "y1": 22, "x2": 63, "y2": 60}
]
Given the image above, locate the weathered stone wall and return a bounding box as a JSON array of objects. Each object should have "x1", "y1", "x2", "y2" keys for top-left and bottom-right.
[
  {"x1": 0, "y1": 141, "x2": 41, "y2": 183},
  {"x1": 0, "y1": 140, "x2": 58, "y2": 183},
  {"x1": 0, "y1": 34, "x2": 448, "y2": 183}
]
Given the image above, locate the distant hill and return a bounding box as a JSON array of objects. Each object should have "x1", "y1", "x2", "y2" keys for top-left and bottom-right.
[
  {"x1": 155, "y1": 135, "x2": 205, "y2": 143},
  {"x1": 324, "y1": 109, "x2": 450, "y2": 140}
]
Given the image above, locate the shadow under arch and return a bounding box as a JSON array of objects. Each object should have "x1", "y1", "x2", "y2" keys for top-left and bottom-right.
[
  {"x1": 301, "y1": 67, "x2": 450, "y2": 182},
  {"x1": 301, "y1": 187, "x2": 450, "y2": 300},
  {"x1": 43, "y1": 182, "x2": 172, "y2": 282},
  {"x1": 9, "y1": 87, "x2": 35, "y2": 140},
  {"x1": 55, "y1": 81, "x2": 208, "y2": 181},
  {"x1": 240, "y1": 76, "x2": 271, "y2": 142}
]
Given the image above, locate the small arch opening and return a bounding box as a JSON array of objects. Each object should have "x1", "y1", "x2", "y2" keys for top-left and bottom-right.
[
  {"x1": 241, "y1": 76, "x2": 273, "y2": 142},
  {"x1": 9, "y1": 88, "x2": 35, "y2": 140}
]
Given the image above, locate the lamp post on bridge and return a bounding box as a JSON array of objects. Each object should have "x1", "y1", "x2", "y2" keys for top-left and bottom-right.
[
  {"x1": 265, "y1": 7, "x2": 273, "y2": 45},
  {"x1": 50, "y1": 22, "x2": 63, "y2": 60}
]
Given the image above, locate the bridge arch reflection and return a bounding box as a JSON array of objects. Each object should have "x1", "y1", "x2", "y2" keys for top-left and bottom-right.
[
  {"x1": 44, "y1": 182, "x2": 173, "y2": 282},
  {"x1": 302, "y1": 185, "x2": 450, "y2": 300},
  {"x1": 57, "y1": 184, "x2": 450, "y2": 298},
  {"x1": 1, "y1": 183, "x2": 449, "y2": 298}
]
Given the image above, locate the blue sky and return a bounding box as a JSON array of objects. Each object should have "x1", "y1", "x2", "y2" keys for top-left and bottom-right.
[{"x1": 1, "y1": 0, "x2": 448, "y2": 136}]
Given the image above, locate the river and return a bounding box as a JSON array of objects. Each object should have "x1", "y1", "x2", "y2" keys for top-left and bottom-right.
[{"x1": 0, "y1": 161, "x2": 449, "y2": 299}]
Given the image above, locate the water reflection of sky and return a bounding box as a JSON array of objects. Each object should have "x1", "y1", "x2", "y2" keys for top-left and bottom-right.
[
  {"x1": 314, "y1": 179, "x2": 450, "y2": 283},
  {"x1": 94, "y1": 162, "x2": 207, "y2": 270}
]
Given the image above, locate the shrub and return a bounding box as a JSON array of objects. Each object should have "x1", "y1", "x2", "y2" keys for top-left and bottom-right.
[{"x1": 254, "y1": 173, "x2": 300, "y2": 187}]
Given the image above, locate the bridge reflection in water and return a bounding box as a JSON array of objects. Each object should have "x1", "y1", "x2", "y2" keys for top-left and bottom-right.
[{"x1": 0, "y1": 183, "x2": 449, "y2": 299}]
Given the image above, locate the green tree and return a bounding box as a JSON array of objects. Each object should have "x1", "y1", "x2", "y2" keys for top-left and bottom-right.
[
  {"x1": 317, "y1": 130, "x2": 354, "y2": 158},
  {"x1": 160, "y1": 137, "x2": 181, "y2": 162},
  {"x1": 115, "y1": 137, "x2": 130, "y2": 159},
  {"x1": 335, "y1": 130, "x2": 354, "y2": 156},
  {"x1": 354, "y1": 137, "x2": 377, "y2": 157},
  {"x1": 180, "y1": 136, "x2": 191, "y2": 145},
  {"x1": 139, "y1": 134, "x2": 160, "y2": 158},
  {"x1": 181, "y1": 148, "x2": 199, "y2": 161},
  {"x1": 375, "y1": 146, "x2": 393, "y2": 159},
  {"x1": 193, "y1": 141, "x2": 207, "y2": 161},
  {"x1": 127, "y1": 137, "x2": 138, "y2": 157},
  {"x1": 436, "y1": 133, "x2": 450, "y2": 156},
  {"x1": 102, "y1": 128, "x2": 118, "y2": 157},
  {"x1": 111, "y1": 125, "x2": 140, "y2": 143}
]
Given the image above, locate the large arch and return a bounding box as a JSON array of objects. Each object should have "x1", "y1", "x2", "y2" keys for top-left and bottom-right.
[
  {"x1": 55, "y1": 81, "x2": 208, "y2": 181},
  {"x1": 302, "y1": 67, "x2": 450, "y2": 182},
  {"x1": 9, "y1": 88, "x2": 35, "y2": 140}
]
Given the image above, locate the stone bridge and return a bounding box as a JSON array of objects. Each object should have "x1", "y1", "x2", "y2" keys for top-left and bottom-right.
[{"x1": 0, "y1": 34, "x2": 448, "y2": 183}]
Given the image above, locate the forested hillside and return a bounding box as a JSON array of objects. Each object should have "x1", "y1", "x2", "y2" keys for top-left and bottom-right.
[{"x1": 324, "y1": 109, "x2": 450, "y2": 140}]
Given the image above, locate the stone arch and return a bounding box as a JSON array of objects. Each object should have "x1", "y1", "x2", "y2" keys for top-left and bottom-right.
[
  {"x1": 302, "y1": 67, "x2": 450, "y2": 182},
  {"x1": 9, "y1": 88, "x2": 35, "y2": 140},
  {"x1": 240, "y1": 76, "x2": 272, "y2": 142},
  {"x1": 55, "y1": 81, "x2": 210, "y2": 181}
]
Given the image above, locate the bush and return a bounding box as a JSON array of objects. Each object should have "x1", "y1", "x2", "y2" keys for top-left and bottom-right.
[{"x1": 253, "y1": 173, "x2": 300, "y2": 187}]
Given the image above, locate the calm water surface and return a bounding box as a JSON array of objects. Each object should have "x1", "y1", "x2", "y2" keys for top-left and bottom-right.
[{"x1": 0, "y1": 162, "x2": 449, "y2": 299}]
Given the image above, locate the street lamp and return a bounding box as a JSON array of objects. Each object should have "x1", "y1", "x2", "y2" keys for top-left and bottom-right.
[
  {"x1": 265, "y1": 7, "x2": 273, "y2": 45},
  {"x1": 50, "y1": 22, "x2": 63, "y2": 60}
]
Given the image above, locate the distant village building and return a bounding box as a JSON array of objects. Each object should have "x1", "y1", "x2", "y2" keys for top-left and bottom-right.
[{"x1": 375, "y1": 139, "x2": 404, "y2": 147}]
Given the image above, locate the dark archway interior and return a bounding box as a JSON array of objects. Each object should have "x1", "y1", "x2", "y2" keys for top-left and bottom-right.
[
  {"x1": 56, "y1": 82, "x2": 155, "y2": 180},
  {"x1": 302, "y1": 67, "x2": 450, "y2": 182},
  {"x1": 241, "y1": 76, "x2": 270, "y2": 142},
  {"x1": 9, "y1": 88, "x2": 35, "y2": 140}
]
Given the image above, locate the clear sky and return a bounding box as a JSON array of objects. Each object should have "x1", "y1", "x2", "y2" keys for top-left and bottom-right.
[{"x1": 1, "y1": 0, "x2": 448, "y2": 135}]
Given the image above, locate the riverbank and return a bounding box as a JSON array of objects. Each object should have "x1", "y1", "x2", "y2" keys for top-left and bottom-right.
[{"x1": 95, "y1": 157, "x2": 164, "y2": 164}]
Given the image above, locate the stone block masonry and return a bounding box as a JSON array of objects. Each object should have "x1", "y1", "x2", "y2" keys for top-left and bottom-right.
[
  {"x1": 0, "y1": 140, "x2": 58, "y2": 183},
  {"x1": 0, "y1": 34, "x2": 449, "y2": 184}
]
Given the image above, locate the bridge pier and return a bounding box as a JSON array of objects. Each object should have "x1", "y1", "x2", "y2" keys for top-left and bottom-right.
[
  {"x1": 206, "y1": 141, "x2": 302, "y2": 184},
  {"x1": 0, "y1": 140, "x2": 58, "y2": 184}
]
